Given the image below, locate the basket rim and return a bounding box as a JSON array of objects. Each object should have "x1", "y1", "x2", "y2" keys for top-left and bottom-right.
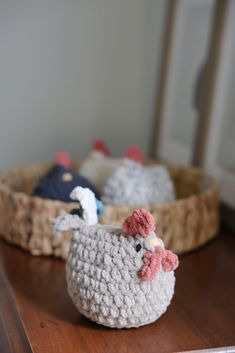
[
  {"x1": 0, "y1": 160, "x2": 220, "y2": 257},
  {"x1": 0, "y1": 160, "x2": 219, "y2": 209}
]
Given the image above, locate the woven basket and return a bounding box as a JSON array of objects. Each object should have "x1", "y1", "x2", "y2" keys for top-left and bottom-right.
[{"x1": 0, "y1": 161, "x2": 220, "y2": 259}]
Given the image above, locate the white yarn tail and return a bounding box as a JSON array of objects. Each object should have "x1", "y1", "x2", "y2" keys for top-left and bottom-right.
[{"x1": 69, "y1": 186, "x2": 98, "y2": 225}]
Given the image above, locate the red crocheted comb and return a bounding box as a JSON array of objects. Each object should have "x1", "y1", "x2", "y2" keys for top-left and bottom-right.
[
  {"x1": 92, "y1": 140, "x2": 111, "y2": 156},
  {"x1": 124, "y1": 146, "x2": 145, "y2": 164},
  {"x1": 55, "y1": 152, "x2": 71, "y2": 168}
]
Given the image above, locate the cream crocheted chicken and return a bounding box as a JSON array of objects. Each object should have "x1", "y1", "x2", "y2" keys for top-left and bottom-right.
[
  {"x1": 54, "y1": 189, "x2": 179, "y2": 328},
  {"x1": 79, "y1": 141, "x2": 145, "y2": 193}
]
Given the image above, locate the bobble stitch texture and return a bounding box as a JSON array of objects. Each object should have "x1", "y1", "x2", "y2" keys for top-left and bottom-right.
[
  {"x1": 103, "y1": 159, "x2": 175, "y2": 206},
  {"x1": 138, "y1": 248, "x2": 162, "y2": 281},
  {"x1": 161, "y1": 249, "x2": 179, "y2": 272},
  {"x1": 122, "y1": 209, "x2": 155, "y2": 237},
  {"x1": 54, "y1": 209, "x2": 179, "y2": 329}
]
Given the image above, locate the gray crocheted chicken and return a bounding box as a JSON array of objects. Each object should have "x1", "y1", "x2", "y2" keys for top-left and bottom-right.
[{"x1": 54, "y1": 189, "x2": 179, "y2": 328}]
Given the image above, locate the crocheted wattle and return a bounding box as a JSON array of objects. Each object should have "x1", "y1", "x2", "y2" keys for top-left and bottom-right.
[
  {"x1": 122, "y1": 209, "x2": 155, "y2": 236},
  {"x1": 138, "y1": 248, "x2": 162, "y2": 281},
  {"x1": 161, "y1": 249, "x2": 179, "y2": 272},
  {"x1": 138, "y1": 246, "x2": 179, "y2": 281},
  {"x1": 53, "y1": 203, "x2": 179, "y2": 329}
]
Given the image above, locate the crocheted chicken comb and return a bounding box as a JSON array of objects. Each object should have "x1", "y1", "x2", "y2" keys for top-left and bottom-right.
[
  {"x1": 93, "y1": 140, "x2": 111, "y2": 157},
  {"x1": 122, "y1": 209, "x2": 155, "y2": 237},
  {"x1": 92, "y1": 140, "x2": 145, "y2": 163},
  {"x1": 124, "y1": 145, "x2": 145, "y2": 164},
  {"x1": 55, "y1": 151, "x2": 71, "y2": 168}
]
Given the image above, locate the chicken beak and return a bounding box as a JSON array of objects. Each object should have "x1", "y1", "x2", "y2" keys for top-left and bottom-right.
[{"x1": 148, "y1": 238, "x2": 160, "y2": 247}]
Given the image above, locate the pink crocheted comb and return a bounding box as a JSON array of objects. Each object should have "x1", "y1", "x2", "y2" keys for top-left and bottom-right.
[
  {"x1": 55, "y1": 152, "x2": 71, "y2": 168},
  {"x1": 124, "y1": 145, "x2": 145, "y2": 164},
  {"x1": 93, "y1": 140, "x2": 111, "y2": 156},
  {"x1": 92, "y1": 140, "x2": 145, "y2": 164},
  {"x1": 122, "y1": 209, "x2": 155, "y2": 236}
]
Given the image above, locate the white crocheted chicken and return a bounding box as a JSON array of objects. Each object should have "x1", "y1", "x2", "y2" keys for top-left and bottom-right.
[
  {"x1": 79, "y1": 141, "x2": 145, "y2": 193},
  {"x1": 54, "y1": 199, "x2": 179, "y2": 328}
]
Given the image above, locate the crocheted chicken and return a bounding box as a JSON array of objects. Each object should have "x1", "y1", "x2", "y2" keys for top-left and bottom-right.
[
  {"x1": 33, "y1": 152, "x2": 100, "y2": 202},
  {"x1": 54, "y1": 203, "x2": 179, "y2": 328},
  {"x1": 103, "y1": 159, "x2": 175, "y2": 206},
  {"x1": 79, "y1": 140, "x2": 145, "y2": 193}
]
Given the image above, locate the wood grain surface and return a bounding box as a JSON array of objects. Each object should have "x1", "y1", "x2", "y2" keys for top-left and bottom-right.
[{"x1": 0, "y1": 229, "x2": 235, "y2": 353}]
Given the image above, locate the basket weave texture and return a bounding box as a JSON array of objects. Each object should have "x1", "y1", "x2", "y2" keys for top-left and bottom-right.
[{"x1": 0, "y1": 161, "x2": 220, "y2": 259}]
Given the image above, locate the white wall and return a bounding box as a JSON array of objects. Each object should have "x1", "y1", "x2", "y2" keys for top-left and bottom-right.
[{"x1": 0, "y1": 0, "x2": 167, "y2": 170}]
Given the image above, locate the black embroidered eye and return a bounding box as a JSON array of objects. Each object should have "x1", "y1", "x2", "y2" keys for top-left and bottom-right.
[
  {"x1": 69, "y1": 208, "x2": 83, "y2": 217},
  {"x1": 135, "y1": 244, "x2": 141, "y2": 252}
]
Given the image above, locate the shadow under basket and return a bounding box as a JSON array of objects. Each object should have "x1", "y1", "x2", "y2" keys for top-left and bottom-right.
[{"x1": 0, "y1": 161, "x2": 220, "y2": 259}]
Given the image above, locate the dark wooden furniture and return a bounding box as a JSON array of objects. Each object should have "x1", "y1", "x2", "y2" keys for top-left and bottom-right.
[{"x1": 0, "y1": 229, "x2": 235, "y2": 353}]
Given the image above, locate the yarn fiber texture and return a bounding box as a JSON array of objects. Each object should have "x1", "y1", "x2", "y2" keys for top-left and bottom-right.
[
  {"x1": 123, "y1": 209, "x2": 155, "y2": 236},
  {"x1": 55, "y1": 215, "x2": 176, "y2": 328},
  {"x1": 103, "y1": 160, "x2": 175, "y2": 206},
  {"x1": 33, "y1": 165, "x2": 100, "y2": 202},
  {"x1": 79, "y1": 151, "x2": 121, "y2": 193},
  {"x1": 70, "y1": 186, "x2": 99, "y2": 225}
]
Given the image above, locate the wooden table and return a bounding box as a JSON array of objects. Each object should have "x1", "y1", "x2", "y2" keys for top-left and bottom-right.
[{"x1": 0, "y1": 229, "x2": 235, "y2": 353}]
